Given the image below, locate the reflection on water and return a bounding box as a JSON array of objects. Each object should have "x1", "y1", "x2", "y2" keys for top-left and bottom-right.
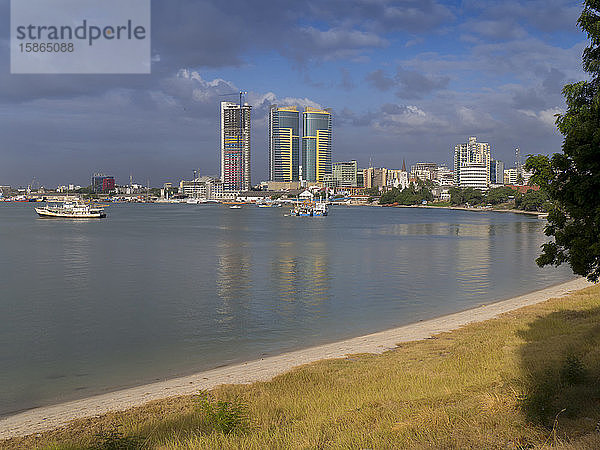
[{"x1": 0, "y1": 204, "x2": 574, "y2": 416}]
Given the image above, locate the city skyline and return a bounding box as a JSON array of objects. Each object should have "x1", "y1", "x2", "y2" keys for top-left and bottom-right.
[{"x1": 0, "y1": 1, "x2": 586, "y2": 187}]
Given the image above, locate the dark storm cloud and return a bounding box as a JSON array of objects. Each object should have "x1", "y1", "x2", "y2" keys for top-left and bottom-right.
[
  {"x1": 395, "y1": 68, "x2": 449, "y2": 99},
  {"x1": 365, "y1": 69, "x2": 395, "y2": 91},
  {"x1": 365, "y1": 68, "x2": 449, "y2": 98},
  {"x1": 305, "y1": 0, "x2": 455, "y2": 33},
  {"x1": 462, "y1": 0, "x2": 580, "y2": 34}
]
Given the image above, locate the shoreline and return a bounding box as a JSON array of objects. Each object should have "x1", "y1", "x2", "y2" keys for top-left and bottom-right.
[{"x1": 0, "y1": 277, "x2": 592, "y2": 440}]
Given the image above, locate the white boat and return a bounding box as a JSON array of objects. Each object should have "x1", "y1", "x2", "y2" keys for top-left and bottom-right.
[
  {"x1": 35, "y1": 201, "x2": 107, "y2": 218},
  {"x1": 229, "y1": 205, "x2": 242, "y2": 209},
  {"x1": 186, "y1": 198, "x2": 208, "y2": 204}
]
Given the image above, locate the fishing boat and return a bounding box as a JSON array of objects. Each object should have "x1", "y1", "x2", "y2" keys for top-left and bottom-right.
[
  {"x1": 313, "y1": 202, "x2": 328, "y2": 216},
  {"x1": 35, "y1": 200, "x2": 107, "y2": 218},
  {"x1": 290, "y1": 201, "x2": 328, "y2": 217}
]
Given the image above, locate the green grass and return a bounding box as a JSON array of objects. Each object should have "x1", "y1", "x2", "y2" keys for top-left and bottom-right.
[{"x1": 3, "y1": 285, "x2": 600, "y2": 449}]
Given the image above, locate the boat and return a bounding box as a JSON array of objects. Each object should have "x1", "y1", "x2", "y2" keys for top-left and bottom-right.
[
  {"x1": 35, "y1": 200, "x2": 107, "y2": 218},
  {"x1": 313, "y1": 202, "x2": 328, "y2": 216},
  {"x1": 291, "y1": 200, "x2": 329, "y2": 217},
  {"x1": 186, "y1": 198, "x2": 208, "y2": 204},
  {"x1": 229, "y1": 205, "x2": 242, "y2": 209}
]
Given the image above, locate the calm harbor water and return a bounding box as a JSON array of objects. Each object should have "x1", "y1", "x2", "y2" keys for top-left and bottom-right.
[{"x1": 0, "y1": 203, "x2": 574, "y2": 416}]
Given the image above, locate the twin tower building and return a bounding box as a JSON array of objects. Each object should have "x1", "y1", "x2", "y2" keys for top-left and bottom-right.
[
  {"x1": 268, "y1": 105, "x2": 332, "y2": 184},
  {"x1": 220, "y1": 101, "x2": 332, "y2": 192}
]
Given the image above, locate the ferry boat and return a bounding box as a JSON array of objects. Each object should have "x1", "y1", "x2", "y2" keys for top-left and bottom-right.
[{"x1": 35, "y1": 201, "x2": 107, "y2": 219}]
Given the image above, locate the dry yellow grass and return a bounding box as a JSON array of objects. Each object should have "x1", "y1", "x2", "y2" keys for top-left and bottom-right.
[{"x1": 3, "y1": 284, "x2": 600, "y2": 449}]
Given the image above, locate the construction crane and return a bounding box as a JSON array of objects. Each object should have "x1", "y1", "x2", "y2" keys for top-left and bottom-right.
[{"x1": 219, "y1": 91, "x2": 247, "y2": 107}]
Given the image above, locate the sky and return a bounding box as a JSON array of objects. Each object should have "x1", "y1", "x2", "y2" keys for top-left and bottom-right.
[{"x1": 0, "y1": 0, "x2": 589, "y2": 188}]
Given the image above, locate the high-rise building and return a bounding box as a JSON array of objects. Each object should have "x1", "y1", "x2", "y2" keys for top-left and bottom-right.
[
  {"x1": 302, "y1": 107, "x2": 332, "y2": 182},
  {"x1": 332, "y1": 160, "x2": 358, "y2": 187},
  {"x1": 269, "y1": 105, "x2": 300, "y2": 182},
  {"x1": 91, "y1": 173, "x2": 115, "y2": 193},
  {"x1": 490, "y1": 159, "x2": 505, "y2": 185},
  {"x1": 221, "y1": 101, "x2": 251, "y2": 191},
  {"x1": 363, "y1": 167, "x2": 387, "y2": 189},
  {"x1": 454, "y1": 136, "x2": 491, "y2": 190}
]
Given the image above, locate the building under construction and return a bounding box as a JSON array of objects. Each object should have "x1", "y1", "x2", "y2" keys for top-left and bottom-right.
[{"x1": 220, "y1": 100, "x2": 251, "y2": 192}]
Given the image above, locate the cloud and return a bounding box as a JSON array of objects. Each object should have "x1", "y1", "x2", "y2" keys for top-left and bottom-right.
[
  {"x1": 288, "y1": 27, "x2": 387, "y2": 62},
  {"x1": 365, "y1": 69, "x2": 395, "y2": 91},
  {"x1": 395, "y1": 68, "x2": 449, "y2": 99}
]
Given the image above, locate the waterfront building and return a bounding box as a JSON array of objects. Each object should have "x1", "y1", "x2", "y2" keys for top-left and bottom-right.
[
  {"x1": 269, "y1": 105, "x2": 300, "y2": 182},
  {"x1": 179, "y1": 176, "x2": 224, "y2": 200},
  {"x1": 302, "y1": 107, "x2": 332, "y2": 182},
  {"x1": 386, "y1": 169, "x2": 410, "y2": 190},
  {"x1": 363, "y1": 167, "x2": 387, "y2": 189},
  {"x1": 221, "y1": 101, "x2": 252, "y2": 192},
  {"x1": 91, "y1": 173, "x2": 115, "y2": 193},
  {"x1": 332, "y1": 160, "x2": 358, "y2": 188},
  {"x1": 454, "y1": 136, "x2": 491, "y2": 190},
  {"x1": 356, "y1": 170, "x2": 364, "y2": 188},
  {"x1": 410, "y1": 162, "x2": 438, "y2": 181},
  {"x1": 436, "y1": 166, "x2": 455, "y2": 186},
  {"x1": 490, "y1": 159, "x2": 505, "y2": 185},
  {"x1": 504, "y1": 168, "x2": 518, "y2": 185},
  {"x1": 503, "y1": 167, "x2": 532, "y2": 185}
]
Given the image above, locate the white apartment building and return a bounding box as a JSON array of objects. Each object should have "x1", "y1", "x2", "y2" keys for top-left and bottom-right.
[
  {"x1": 458, "y1": 165, "x2": 488, "y2": 190},
  {"x1": 386, "y1": 169, "x2": 410, "y2": 190},
  {"x1": 454, "y1": 136, "x2": 491, "y2": 190}
]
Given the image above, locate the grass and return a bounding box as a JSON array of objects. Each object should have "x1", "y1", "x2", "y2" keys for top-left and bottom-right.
[{"x1": 3, "y1": 284, "x2": 600, "y2": 449}]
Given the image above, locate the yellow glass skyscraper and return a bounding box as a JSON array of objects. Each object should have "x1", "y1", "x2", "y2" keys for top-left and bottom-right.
[{"x1": 302, "y1": 107, "x2": 332, "y2": 182}]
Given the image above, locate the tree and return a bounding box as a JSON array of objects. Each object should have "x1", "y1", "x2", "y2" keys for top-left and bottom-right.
[
  {"x1": 514, "y1": 190, "x2": 550, "y2": 212},
  {"x1": 524, "y1": 1, "x2": 600, "y2": 281},
  {"x1": 486, "y1": 186, "x2": 515, "y2": 205}
]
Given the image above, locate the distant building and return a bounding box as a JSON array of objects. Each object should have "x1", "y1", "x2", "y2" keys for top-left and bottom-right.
[
  {"x1": 504, "y1": 167, "x2": 532, "y2": 185},
  {"x1": 436, "y1": 166, "x2": 454, "y2": 186},
  {"x1": 454, "y1": 136, "x2": 491, "y2": 190},
  {"x1": 91, "y1": 173, "x2": 115, "y2": 193},
  {"x1": 302, "y1": 107, "x2": 332, "y2": 182},
  {"x1": 179, "y1": 176, "x2": 225, "y2": 200},
  {"x1": 269, "y1": 105, "x2": 300, "y2": 182},
  {"x1": 386, "y1": 169, "x2": 410, "y2": 190},
  {"x1": 221, "y1": 101, "x2": 252, "y2": 192},
  {"x1": 332, "y1": 160, "x2": 358, "y2": 188},
  {"x1": 490, "y1": 159, "x2": 505, "y2": 185},
  {"x1": 410, "y1": 162, "x2": 438, "y2": 181},
  {"x1": 356, "y1": 170, "x2": 364, "y2": 188},
  {"x1": 504, "y1": 168, "x2": 518, "y2": 185},
  {"x1": 363, "y1": 167, "x2": 387, "y2": 189}
]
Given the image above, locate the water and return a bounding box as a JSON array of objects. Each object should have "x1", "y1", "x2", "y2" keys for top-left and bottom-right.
[{"x1": 0, "y1": 203, "x2": 573, "y2": 416}]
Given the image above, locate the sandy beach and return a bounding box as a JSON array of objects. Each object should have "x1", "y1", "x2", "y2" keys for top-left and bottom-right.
[{"x1": 0, "y1": 277, "x2": 592, "y2": 440}]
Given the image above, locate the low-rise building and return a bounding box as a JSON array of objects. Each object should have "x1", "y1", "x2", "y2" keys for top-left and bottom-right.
[{"x1": 179, "y1": 176, "x2": 226, "y2": 200}]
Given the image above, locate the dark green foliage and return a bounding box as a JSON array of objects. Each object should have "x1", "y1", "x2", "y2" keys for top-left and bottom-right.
[
  {"x1": 378, "y1": 184, "x2": 433, "y2": 205},
  {"x1": 514, "y1": 190, "x2": 551, "y2": 212},
  {"x1": 89, "y1": 427, "x2": 144, "y2": 449},
  {"x1": 195, "y1": 392, "x2": 249, "y2": 435},
  {"x1": 523, "y1": 1, "x2": 600, "y2": 281},
  {"x1": 486, "y1": 186, "x2": 516, "y2": 205},
  {"x1": 560, "y1": 354, "x2": 587, "y2": 386},
  {"x1": 364, "y1": 187, "x2": 380, "y2": 196},
  {"x1": 448, "y1": 187, "x2": 484, "y2": 206}
]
